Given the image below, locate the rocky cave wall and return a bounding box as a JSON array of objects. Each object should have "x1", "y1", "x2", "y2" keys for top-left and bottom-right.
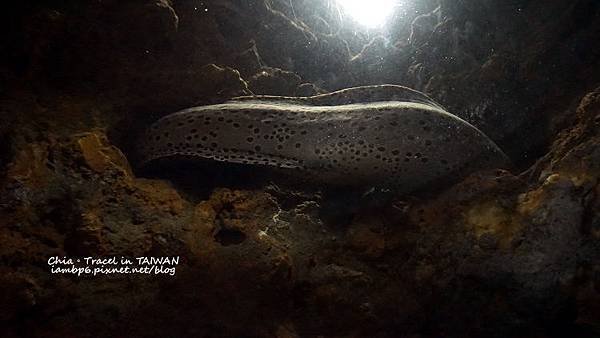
[{"x1": 0, "y1": 0, "x2": 599, "y2": 337}]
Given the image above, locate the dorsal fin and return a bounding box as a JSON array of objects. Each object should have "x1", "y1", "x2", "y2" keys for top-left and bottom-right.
[
  {"x1": 226, "y1": 96, "x2": 307, "y2": 106},
  {"x1": 229, "y1": 85, "x2": 445, "y2": 110},
  {"x1": 307, "y1": 85, "x2": 444, "y2": 109}
]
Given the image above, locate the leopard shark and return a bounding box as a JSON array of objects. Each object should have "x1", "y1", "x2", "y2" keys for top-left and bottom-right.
[{"x1": 137, "y1": 85, "x2": 510, "y2": 193}]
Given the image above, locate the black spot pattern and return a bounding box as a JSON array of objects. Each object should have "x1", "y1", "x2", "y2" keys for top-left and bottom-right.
[{"x1": 140, "y1": 94, "x2": 509, "y2": 192}]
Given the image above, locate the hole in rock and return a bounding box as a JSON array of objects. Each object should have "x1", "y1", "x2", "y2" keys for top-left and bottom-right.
[{"x1": 214, "y1": 228, "x2": 247, "y2": 246}]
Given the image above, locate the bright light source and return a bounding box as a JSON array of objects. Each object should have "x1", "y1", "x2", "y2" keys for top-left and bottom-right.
[{"x1": 336, "y1": 0, "x2": 399, "y2": 28}]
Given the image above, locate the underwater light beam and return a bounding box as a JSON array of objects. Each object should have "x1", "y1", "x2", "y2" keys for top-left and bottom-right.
[{"x1": 335, "y1": 0, "x2": 399, "y2": 28}]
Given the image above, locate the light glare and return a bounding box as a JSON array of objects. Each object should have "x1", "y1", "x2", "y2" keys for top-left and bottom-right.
[{"x1": 336, "y1": 0, "x2": 397, "y2": 28}]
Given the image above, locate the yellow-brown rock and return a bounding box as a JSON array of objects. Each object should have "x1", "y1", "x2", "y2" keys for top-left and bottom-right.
[
  {"x1": 132, "y1": 178, "x2": 186, "y2": 216},
  {"x1": 464, "y1": 199, "x2": 523, "y2": 249},
  {"x1": 76, "y1": 132, "x2": 133, "y2": 177}
]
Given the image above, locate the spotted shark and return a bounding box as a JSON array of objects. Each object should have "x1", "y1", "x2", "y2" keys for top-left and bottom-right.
[{"x1": 137, "y1": 85, "x2": 510, "y2": 193}]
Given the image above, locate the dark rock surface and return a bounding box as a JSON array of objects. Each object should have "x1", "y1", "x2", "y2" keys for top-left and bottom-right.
[{"x1": 0, "y1": 0, "x2": 599, "y2": 337}]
